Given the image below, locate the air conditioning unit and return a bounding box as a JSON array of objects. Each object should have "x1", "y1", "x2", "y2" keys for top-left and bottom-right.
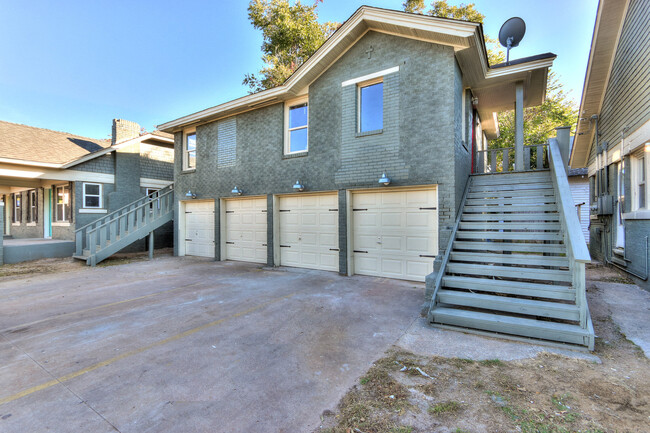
[{"x1": 596, "y1": 195, "x2": 614, "y2": 215}]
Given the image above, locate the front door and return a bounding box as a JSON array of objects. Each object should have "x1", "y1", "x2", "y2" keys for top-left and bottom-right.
[{"x1": 44, "y1": 189, "x2": 52, "y2": 238}]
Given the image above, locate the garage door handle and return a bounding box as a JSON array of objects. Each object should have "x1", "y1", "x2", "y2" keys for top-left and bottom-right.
[
  {"x1": 329, "y1": 209, "x2": 338, "y2": 212},
  {"x1": 329, "y1": 248, "x2": 339, "y2": 251},
  {"x1": 354, "y1": 250, "x2": 368, "y2": 253},
  {"x1": 279, "y1": 210, "x2": 291, "y2": 212},
  {"x1": 225, "y1": 211, "x2": 234, "y2": 213},
  {"x1": 419, "y1": 254, "x2": 436, "y2": 258},
  {"x1": 352, "y1": 208, "x2": 368, "y2": 211},
  {"x1": 280, "y1": 245, "x2": 291, "y2": 248},
  {"x1": 226, "y1": 242, "x2": 235, "y2": 245},
  {"x1": 262, "y1": 243, "x2": 267, "y2": 246},
  {"x1": 185, "y1": 239, "x2": 192, "y2": 241},
  {"x1": 419, "y1": 207, "x2": 437, "y2": 210}
]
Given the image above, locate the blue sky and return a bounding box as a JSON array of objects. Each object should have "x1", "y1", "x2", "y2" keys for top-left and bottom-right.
[{"x1": 0, "y1": 0, "x2": 598, "y2": 139}]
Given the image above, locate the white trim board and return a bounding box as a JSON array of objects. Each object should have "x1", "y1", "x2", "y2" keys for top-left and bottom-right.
[
  {"x1": 341, "y1": 66, "x2": 400, "y2": 87},
  {"x1": 140, "y1": 178, "x2": 173, "y2": 189},
  {"x1": 0, "y1": 163, "x2": 115, "y2": 184}
]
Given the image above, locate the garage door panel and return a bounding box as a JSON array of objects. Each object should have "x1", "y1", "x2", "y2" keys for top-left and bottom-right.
[
  {"x1": 185, "y1": 201, "x2": 215, "y2": 258},
  {"x1": 224, "y1": 198, "x2": 267, "y2": 264},
  {"x1": 279, "y1": 193, "x2": 339, "y2": 272},
  {"x1": 353, "y1": 188, "x2": 437, "y2": 281}
]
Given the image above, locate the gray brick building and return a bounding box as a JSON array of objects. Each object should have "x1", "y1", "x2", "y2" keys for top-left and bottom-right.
[{"x1": 159, "y1": 7, "x2": 555, "y2": 282}]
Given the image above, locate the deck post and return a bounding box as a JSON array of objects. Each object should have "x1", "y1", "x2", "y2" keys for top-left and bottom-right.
[
  {"x1": 555, "y1": 126, "x2": 571, "y2": 172},
  {"x1": 148, "y1": 231, "x2": 154, "y2": 260},
  {"x1": 515, "y1": 81, "x2": 524, "y2": 171}
]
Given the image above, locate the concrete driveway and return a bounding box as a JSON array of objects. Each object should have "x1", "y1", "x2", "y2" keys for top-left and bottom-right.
[{"x1": 0, "y1": 257, "x2": 423, "y2": 432}]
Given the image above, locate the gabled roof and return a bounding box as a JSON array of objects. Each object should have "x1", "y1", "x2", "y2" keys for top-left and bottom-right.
[
  {"x1": 0, "y1": 120, "x2": 110, "y2": 167},
  {"x1": 569, "y1": 0, "x2": 628, "y2": 168},
  {"x1": 159, "y1": 6, "x2": 555, "y2": 138}
]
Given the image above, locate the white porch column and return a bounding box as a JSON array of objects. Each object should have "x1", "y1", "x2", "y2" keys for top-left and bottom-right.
[{"x1": 515, "y1": 81, "x2": 524, "y2": 171}]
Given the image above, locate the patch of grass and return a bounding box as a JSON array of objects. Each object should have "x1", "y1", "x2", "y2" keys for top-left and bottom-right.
[
  {"x1": 479, "y1": 359, "x2": 503, "y2": 367},
  {"x1": 454, "y1": 429, "x2": 470, "y2": 433},
  {"x1": 428, "y1": 401, "x2": 461, "y2": 416},
  {"x1": 450, "y1": 357, "x2": 475, "y2": 368},
  {"x1": 360, "y1": 377, "x2": 369, "y2": 385},
  {"x1": 551, "y1": 393, "x2": 572, "y2": 412}
]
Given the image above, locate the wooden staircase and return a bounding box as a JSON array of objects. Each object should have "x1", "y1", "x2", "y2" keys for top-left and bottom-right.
[
  {"x1": 73, "y1": 185, "x2": 174, "y2": 266},
  {"x1": 427, "y1": 140, "x2": 594, "y2": 349}
]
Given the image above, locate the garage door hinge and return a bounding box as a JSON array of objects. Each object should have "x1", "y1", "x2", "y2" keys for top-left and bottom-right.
[
  {"x1": 261, "y1": 210, "x2": 267, "y2": 213},
  {"x1": 353, "y1": 250, "x2": 368, "y2": 253},
  {"x1": 185, "y1": 212, "x2": 192, "y2": 214},
  {"x1": 185, "y1": 239, "x2": 192, "y2": 241},
  {"x1": 226, "y1": 241, "x2": 235, "y2": 244},
  {"x1": 419, "y1": 207, "x2": 437, "y2": 210},
  {"x1": 225, "y1": 211, "x2": 234, "y2": 213},
  {"x1": 262, "y1": 243, "x2": 267, "y2": 246},
  {"x1": 352, "y1": 208, "x2": 368, "y2": 211},
  {"x1": 279, "y1": 209, "x2": 291, "y2": 212},
  {"x1": 329, "y1": 209, "x2": 338, "y2": 212},
  {"x1": 419, "y1": 254, "x2": 436, "y2": 258},
  {"x1": 280, "y1": 245, "x2": 291, "y2": 248}
]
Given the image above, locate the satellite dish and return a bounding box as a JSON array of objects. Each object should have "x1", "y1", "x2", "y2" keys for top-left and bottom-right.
[{"x1": 498, "y1": 17, "x2": 526, "y2": 65}]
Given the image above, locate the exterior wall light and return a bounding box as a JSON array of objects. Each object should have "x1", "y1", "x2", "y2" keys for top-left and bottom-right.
[
  {"x1": 378, "y1": 172, "x2": 391, "y2": 186},
  {"x1": 185, "y1": 190, "x2": 197, "y2": 199},
  {"x1": 231, "y1": 186, "x2": 243, "y2": 196},
  {"x1": 293, "y1": 181, "x2": 305, "y2": 192}
]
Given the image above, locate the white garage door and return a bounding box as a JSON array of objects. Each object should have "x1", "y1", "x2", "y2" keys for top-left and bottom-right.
[
  {"x1": 224, "y1": 197, "x2": 267, "y2": 263},
  {"x1": 352, "y1": 188, "x2": 438, "y2": 281},
  {"x1": 279, "y1": 193, "x2": 339, "y2": 272},
  {"x1": 185, "y1": 201, "x2": 215, "y2": 258}
]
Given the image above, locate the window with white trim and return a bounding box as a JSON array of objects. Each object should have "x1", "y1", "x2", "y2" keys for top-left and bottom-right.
[
  {"x1": 27, "y1": 189, "x2": 38, "y2": 223},
  {"x1": 55, "y1": 185, "x2": 71, "y2": 222},
  {"x1": 632, "y1": 153, "x2": 648, "y2": 210},
  {"x1": 284, "y1": 98, "x2": 308, "y2": 154},
  {"x1": 358, "y1": 79, "x2": 383, "y2": 133},
  {"x1": 83, "y1": 183, "x2": 102, "y2": 208},
  {"x1": 12, "y1": 193, "x2": 21, "y2": 223},
  {"x1": 183, "y1": 129, "x2": 197, "y2": 170}
]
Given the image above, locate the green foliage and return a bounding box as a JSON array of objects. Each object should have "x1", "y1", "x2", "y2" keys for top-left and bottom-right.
[
  {"x1": 429, "y1": 401, "x2": 461, "y2": 415},
  {"x1": 490, "y1": 72, "x2": 578, "y2": 149},
  {"x1": 244, "y1": 0, "x2": 338, "y2": 92},
  {"x1": 402, "y1": 0, "x2": 426, "y2": 14}
]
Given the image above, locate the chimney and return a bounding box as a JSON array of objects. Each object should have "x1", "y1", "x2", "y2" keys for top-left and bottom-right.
[{"x1": 111, "y1": 119, "x2": 141, "y2": 146}]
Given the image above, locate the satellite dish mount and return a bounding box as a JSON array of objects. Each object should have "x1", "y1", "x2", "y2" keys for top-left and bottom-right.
[{"x1": 498, "y1": 17, "x2": 526, "y2": 65}]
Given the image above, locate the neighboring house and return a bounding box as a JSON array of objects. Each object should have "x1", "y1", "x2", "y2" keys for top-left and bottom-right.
[
  {"x1": 569, "y1": 167, "x2": 590, "y2": 243},
  {"x1": 158, "y1": 7, "x2": 595, "y2": 348},
  {"x1": 0, "y1": 119, "x2": 174, "y2": 263},
  {"x1": 570, "y1": 0, "x2": 649, "y2": 290}
]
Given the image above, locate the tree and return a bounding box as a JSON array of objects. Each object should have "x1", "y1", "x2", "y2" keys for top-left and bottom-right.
[
  {"x1": 403, "y1": 0, "x2": 425, "y2": 14},
  {"x1": 244, "y1": 0, "x2": 337, "y2": 93}
]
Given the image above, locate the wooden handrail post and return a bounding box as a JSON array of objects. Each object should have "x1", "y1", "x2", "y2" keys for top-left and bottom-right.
[{"x1": 515, "y1": 81, "x2": 524, "y2": 171}]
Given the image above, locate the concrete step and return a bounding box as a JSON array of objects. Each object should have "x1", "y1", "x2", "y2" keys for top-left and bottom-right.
[
  {"x1": 442, "y1": 276, "x2": 575, "y2": 300},
  {"x1": 446, "y1": 262, "x2": 573, "y2": 283},
  {"x1": 437, "y1": 290, "x2": 580, "y2": 321},
  {"x1": 429, "y1": 307, "x2": 591, "y2": 347},
  {"x1": 450, "y1": 251, "x2": 569, "y2": 267}
]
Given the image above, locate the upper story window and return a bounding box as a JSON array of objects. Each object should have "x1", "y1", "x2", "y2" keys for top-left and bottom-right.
[
  {"x1": 183, "y1": 129, "x2": 197, "y2": 170},
  {"x1": 12, "y1": 193, "x2": 21, "y2": 223},
  {"x1": 358, "y1": 79, "x2": 383, "y2": 133},
  {"x1": 55, "y1": 184, "x2": 71, "y2": 222},
  {"x1": 285, "y1": 98, "x2": 308, "y2": 154},
  {"x1": 83, "y1": 183, "x2": 102, "y2": 208},
  {"x1": 27, "y1": 189, "x2": 38, "y2": 223}
]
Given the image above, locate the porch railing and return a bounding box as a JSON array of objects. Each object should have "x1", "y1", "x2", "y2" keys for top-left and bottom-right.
[
  {"x1": 75, "y1": 184, "x2": 174, "y2": 257},
  {"x1": 476, "y1": 143, "x2": 549, "y2": 174}
]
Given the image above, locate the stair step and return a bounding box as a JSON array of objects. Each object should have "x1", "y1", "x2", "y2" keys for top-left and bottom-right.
[
  {"x1": 446, "y1": 263, "x2": 572, "y2": 282},
  {"x1": 465, "y1": 196, "x2": 556, "y2": 206},
  {"x1": 471, "y1": 182, "x2": 553, "y2": 192},
  {"x1": 453, "y1": 241, "x2": 566, "y2": 254},
  {"x1": 467, "y1": 188, "x2": 555, "y2": 199},
  {"x1": 463, "y1": 204, "x2": 557, "y2": 213},
  {"x1": 72, "y1": 255, "x2": 89, "y2": 261},
  {"x1": 472, "y1": 176, "x2": 551, "y2": 187},
  {"x1": 450, "y1": 252, "x2": 569, "y2": 267},
  {"x1": 456, "y1": 231, "x2": 563, "y2": 241},
  {"x1": 442, "y1": 276, "x2": 575, "y2": 300},
  {"x1": 461, "y1": 213, "x2": 560, "y2": 222},
  {"x1": 430, "y1": 308, "x2": 590, "y2": 346},
  {"x1": 459, "y1": 221, "x2": 561, "y2": 230},
  {"x1": 437, "y1": 290, "x2": 580, "y2": 321}
]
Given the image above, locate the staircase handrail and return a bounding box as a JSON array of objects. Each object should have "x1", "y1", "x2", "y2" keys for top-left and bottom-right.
[
  {"x1": 427, "y1": 176, "x2": 472, "y2": 319},
  {"x1": 75, "y1": 184, "x2": 173, "y2": 234},
  {"x1": 548, "y1": 138, "x2": 590, "y2": 330},
  {"x1": 85, "y1": 187, "x2": 174, "y2": 236}
]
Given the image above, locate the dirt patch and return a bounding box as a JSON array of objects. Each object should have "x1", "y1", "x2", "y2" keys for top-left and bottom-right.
[
  {"x1": 0, "y1": 248, "x2": 173, "y2": 280},
  {"x1": 316, "y1": 265, "x2": 650, "y2": 433}
]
